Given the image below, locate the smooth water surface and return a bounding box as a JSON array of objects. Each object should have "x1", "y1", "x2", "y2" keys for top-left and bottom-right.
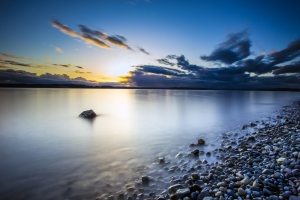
[{"x1": 0, "y1": 88, "x2": 299, "y2": 199}]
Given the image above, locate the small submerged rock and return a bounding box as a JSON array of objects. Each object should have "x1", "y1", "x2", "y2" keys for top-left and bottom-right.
[
  {"x1": 141, "y1": 176, "x2": 149, "y2": 185},
  {"x1": 191, "y1": 149, "x2": 200, "y2": 156},
  {"x1": 79, "y1": 109, "x2": 97, "y2": 118},
  {"x1": 198, "y1": 139, "x2": 205, "y2": 145},
  {"x1": 158, "y1": 157, "x2": 165, "y2": 164}
]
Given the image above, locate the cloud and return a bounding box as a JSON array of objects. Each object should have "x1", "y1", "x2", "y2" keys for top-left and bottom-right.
[
  {"x1": 51, "y1": 20, "x2": 80, "y2": 37},
  {"x1": 157, "y1": 58, "x2": 175, "y2": 66},
  {"x1": 0, "y1": 53, "x2": 31, "y2": 60},
  {"x1": 53, "y1": 63, "x2": 71, "y2": 67},
  {"x1": 0, "y1": 60, "x2": 31, "y2": 67},
  {"x1": 273, "y1": 61, "x2": 300, "y2": 74},
  {"x1": 52, "y1": 20, "x2": 146, "y2": 52},
  {"x1": 0, "y1": 69, "x2": 121, "y2": 86},
  {"x1": 75, "y1": 70, "x2": 84, "y2": 74},
  {"x1": 122, "y1": 32, "x2": 300, "y2": 89},
  {"x1": 56, "y1": 47, "x2": 64, "y2": 53},
  {"x1": 0, "y1": 69, "x2": 96, "y2": 85},
  {"x1": 75, "y1": 66, "x2": 83, "y2": 69},
  {"x1": 133, "y1": 65, "x2": 188, "y2": 77},
  {"x1": 137, "y1": 47, "x2": 150, "y2": 55},
  {"x1": 0, "y1": 65, "x2": 11, "y2": 69},
  {"x1": 43, "y1": 58, "x2": 51, "y2": 61},
  {"x1": 268, "y1": 38, "x2": 300, "y2": 65},
  {"x1": 79, "y1": 24, "x2": 132, "y2": 50},
  {"x1": 51, "y1": 20, "x2": 110, "y2": 49},
  {"x1": 0, "y1": 60, "x2": 55, "y2": 70},
  {"x1": 200, "y1": 31, "x2": 251, "y2": 64}
]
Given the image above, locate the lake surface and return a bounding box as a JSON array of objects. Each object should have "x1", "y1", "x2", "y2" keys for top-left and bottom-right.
[{"x1": 0, "y1": 88, "x2": 299, "y2": 199}]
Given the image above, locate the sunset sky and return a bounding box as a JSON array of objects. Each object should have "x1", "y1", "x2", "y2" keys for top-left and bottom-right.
[{"x1": 1, "y1": 0, "x2": 300, "y2": 88}]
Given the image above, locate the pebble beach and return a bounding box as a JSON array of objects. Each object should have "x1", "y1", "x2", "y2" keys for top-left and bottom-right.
[{"x1": 98, "y1": 101, "x2": 300, "y2": 200}]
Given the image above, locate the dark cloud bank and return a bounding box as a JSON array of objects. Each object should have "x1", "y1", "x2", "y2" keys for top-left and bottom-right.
[
  {"x1": 123, "y1": 31, "x2": 300, "y2": 89},
  {"x1": 1, "y1": 31, "x2": 299, "y2": 89}
]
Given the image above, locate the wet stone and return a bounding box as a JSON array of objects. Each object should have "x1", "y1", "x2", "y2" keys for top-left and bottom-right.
[
  {"x1": 263, "y1": 188, "x2": 272, "y2": 196},
  {"x1": 215, "y1": 191, "x2": 223, "y2": 197},
  {"x1": 238, "y1": 188, "x2": 246, "y2": 196},
  {"x1": 289, "y1": 196, "x2": 300, "y2": 200},
  {"x1": 176, "y1": 188, "x2": 190, "y2": 199},
  {"x1": 216, "y1": 182, "x2": 225, "y2": 187},
  {"x1": 142, "y1": 176, "x2": 149, "y2": 185},
  {"x1": 158, "y1": 158, "x2": 165, "y2": 164},
  {"x1": 107, "y1": 195, "x2": 115, "y2": 200},
  {"x1": 168, "y1": 184, "x2": 184, "y2": 194},
  {"x1": 189, "y1": 184, "x2": 202, "y2": 193},
  {"x1": 197, "y1": 190, "x2": 210, "y2": 200},
  {"x1": 198, "y1": 139, "x2": 205, "y2": 145},
  {"x1": 252, "y1": 191, "x2": 261, "y2": 197},
  {"x1": 191, "y1": 174, "x2": 200, "y2": 180},
  {"x1": 262, "y1": 169, "x2": 273, "y2": 174}
]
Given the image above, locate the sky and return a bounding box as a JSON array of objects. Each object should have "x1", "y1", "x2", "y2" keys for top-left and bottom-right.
[{"x1": 0, "y1": 0, "x2": 300, "y2": 89}]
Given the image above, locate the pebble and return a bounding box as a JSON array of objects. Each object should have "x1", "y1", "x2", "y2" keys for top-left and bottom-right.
[
  {"x1": 238, "y1": 188, "x2": 246, "y2": 196},
  {"x1": 176, "y1": 188, "x2": 190, "y2": 199},
  {"x1": 215, "y1": 191, "x2": 223, "y2": 197},
  {"x1": 217, "y1": 182, "x2": 225, "y2": 187}
]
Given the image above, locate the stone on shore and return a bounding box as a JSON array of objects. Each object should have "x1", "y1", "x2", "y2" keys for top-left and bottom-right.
[
  {"x1": 238, "y1": 188, "x2": 246, "y2": 196},
  {"x1": 168, "y1": 184, "x2": 184, "y2": 194},
  {"x1": 197, "y1": 190, "x2": 210, "y2": 200},
  {"x1": 176, "y1": 188, "x2": 190, "y2": 199},
  {"x1": 79, "y1": 109, "x2": 97, "y2": 118}
]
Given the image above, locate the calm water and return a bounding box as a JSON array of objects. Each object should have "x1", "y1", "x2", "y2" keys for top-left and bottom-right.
[{"x1": 0, "y1": 88, "x2": 299, "y2": 199}]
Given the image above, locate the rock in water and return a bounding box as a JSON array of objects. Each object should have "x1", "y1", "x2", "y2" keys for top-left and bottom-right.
[
  {"x1": 141, "y1": 176, "x2": 149, "y2": 185},
  {"x1": 191, "y1": 149, "x2": 200, "y2": 156},
  {"x1": 79, "y1": 109, "x2": 97, "y2": 118},
  {"x1": 158, "y1": 157, "x2": 165, "y2": 164},
  {"x1": 198, "y1": 139, "x2": 205, "y2": 145}
]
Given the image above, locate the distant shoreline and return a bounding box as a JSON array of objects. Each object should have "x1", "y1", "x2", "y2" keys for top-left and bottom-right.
[{"x1": 0, "y1": 84, "x2": 299, "y2": 92}]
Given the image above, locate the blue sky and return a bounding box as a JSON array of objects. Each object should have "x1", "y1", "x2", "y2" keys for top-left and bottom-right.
[{"x1": 0, "y1": 0, "x2": 300, "y2": 88}]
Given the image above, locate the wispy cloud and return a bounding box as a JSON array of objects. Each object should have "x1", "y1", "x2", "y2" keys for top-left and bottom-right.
[
  {"x1": 0, "y1": 53, "x2": 31, "y2": 60},
  {"x1": 51, "y1": 20, "x2": 148, "y2": 53},
  {"x1": 75, "y1": 66, "x2": 83, "y2": 69},
  {"x1": 75, "y1": 70, "x2": 84, "y2": 74},
  {"x1": 43, "y1": 58, "x2": 51, "y2": 61},
  {"x1": 137, "y1": 46, "x2": 150, "y2": 55},
  {"x1": 56, "y1": 47, "x2": 64, "y2": 53},
  {"x1": 0, "y1": 60, "x2": 54, "y2": 69},
  {"x1": 80, "y1": 24, "x2": 132, "y2": 50},
  {"x1": 53, "y1": 63, "x2": 71, "y2": 68},
  {"x1": 0, "y1": 60, "x2": 31, "y2": 67},
  {"x1": 51, "y1": 20, "x2": 110, "y2": 49},
  {"x1": 0, "y1": 65, "x2": 11, "y2": 69},
  {"x1": 273, "y1": 61, "x2": 300, "y2": 74}
]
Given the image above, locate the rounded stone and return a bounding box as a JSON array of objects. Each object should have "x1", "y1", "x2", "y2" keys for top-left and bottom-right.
[
  {"x1": 238, "y1": 188, "x2": 246, "y2": 196},
  {"x1": 198, "y1": 139, "x2": 205, "y2": 145}
]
